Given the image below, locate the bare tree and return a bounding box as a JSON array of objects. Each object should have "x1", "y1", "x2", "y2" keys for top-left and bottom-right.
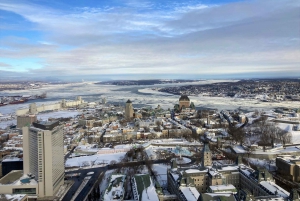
[
  {"x1": 253, "y1": 116, "x2": 272, "y2": 151},
  {"x1": 282, "y1": 132, "x2": 292, "y2": 146},
  {"x1": 155, "y1": 120, "x2": 162, "y2": 131},
  {"x1": 110, "y1": 160, "x2": 117, "y2": 165},
  {"x1": 253, "y1": 109, "x2": 259, "y2": 117},
  {"x1": 119, "y1": 119, "x2": 128, "y2": 126},
  {"x1": 143, "y1": 126, "x2": 150, "y2": 132},
  {"x1": 227, "y1": 124, "x2": 246, "y2": 145}
]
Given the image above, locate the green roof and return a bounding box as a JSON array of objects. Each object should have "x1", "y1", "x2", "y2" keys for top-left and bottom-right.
[
  {"x1": 203, "y1": 143, "x2": 211, "y2": 153},
  {"x1": 179, "y1": 95, "x2": 190, "y2": 101},
  {"x1": 133, "y1": 174, "x2": 151, "y2": 200}
]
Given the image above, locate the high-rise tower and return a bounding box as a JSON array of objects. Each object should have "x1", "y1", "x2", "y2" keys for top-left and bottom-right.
[
  {"x1": 22, "y1": 121, "x2": 64, "y2": 197},
  {"x1": 125, "y1": 99, "x2": 134, "y2": 119}
]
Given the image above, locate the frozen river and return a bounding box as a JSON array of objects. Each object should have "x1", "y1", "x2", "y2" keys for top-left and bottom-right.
[{"x1": 1, "y1": 80, "x2": 299, "y2": 116}]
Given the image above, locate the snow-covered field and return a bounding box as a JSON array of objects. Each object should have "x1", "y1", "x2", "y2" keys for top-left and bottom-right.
[
  {"x1": 248, "y1": 158, "x2": 276, "y2": 171},
  {"x1": 74, "y1": 144, "x2": 100, "y2": 153},
  {"x1": 99, "y1": 170, "x2": 115, "y2": 194},
  {"x1": 152, "y1": 164, "x2": 169, "y2": 185},
  {"x1": 252, "y1": 146, "x2": 300, "y2": 155},
  {"x1": 277, "y1": 123, "x2": 300, "y2": 144},
  {"x1": 114, "y1": 144, "x2": 132, "y2": 149},
  {"x1": 65, "y1": 152, "x2": 126, "y2": 167}
]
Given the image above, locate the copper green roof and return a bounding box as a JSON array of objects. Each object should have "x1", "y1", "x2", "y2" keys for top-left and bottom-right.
[
  {"x1": 202, "y1": 142, "x2": 211, "y2": 153},
  {"x1": 133, "y1": 174, "x2": 151, "y2": 200},
  {"x1": 179, "y1": 95, "x2": 190, "y2": 101}
]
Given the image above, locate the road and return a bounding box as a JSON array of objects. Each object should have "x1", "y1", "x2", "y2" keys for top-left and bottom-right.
[
  {"x1": 62, "y1": 167, "x2": 106, "y2": 201},
  {"x1": 64, "y1": 146, "x2": 76, "y2": 161},
  {"x1": 62, "y1": 154, "x2": 201, "y2": 201},
  {"x1": 61, "y1": 159, "x2": 171, "y2": 201}
]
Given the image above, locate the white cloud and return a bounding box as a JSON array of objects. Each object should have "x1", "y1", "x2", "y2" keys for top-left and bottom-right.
[{"x1": 0, "y1": 0, "x2": 299, "y2": 79}]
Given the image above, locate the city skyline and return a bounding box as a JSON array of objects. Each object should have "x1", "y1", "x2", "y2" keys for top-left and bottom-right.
[{"x1": 0, "y1": 0, "x2": 299, "y2": 81}]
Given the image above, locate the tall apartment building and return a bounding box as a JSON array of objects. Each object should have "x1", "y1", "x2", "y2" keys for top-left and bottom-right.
[{"x1": 22, "y1": 121, "x2": 64, "y2": 197}]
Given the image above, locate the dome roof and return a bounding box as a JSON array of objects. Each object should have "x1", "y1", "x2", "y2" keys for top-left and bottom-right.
[
  {"x1": 126, "y1": 99, "x2": 132, "y2": 103},
  {"x1": 179, "y1": 95, "x2": 190, "y2": 101}
]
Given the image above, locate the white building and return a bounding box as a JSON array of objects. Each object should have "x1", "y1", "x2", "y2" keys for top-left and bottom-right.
[
  {"x1": 0, "y1": 121, "x2": 65, "y2": 198},
  {"x1": 22, "y1": 121, "x2": 65, "y2": 197}
]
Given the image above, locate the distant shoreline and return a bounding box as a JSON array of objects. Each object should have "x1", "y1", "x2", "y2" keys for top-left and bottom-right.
[{"x1": 95, "y1": 79, "x2": 205, "y2": 86}]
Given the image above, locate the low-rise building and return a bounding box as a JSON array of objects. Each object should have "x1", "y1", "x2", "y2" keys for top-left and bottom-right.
[
  {"x1": 167, "y1": 144, "x2": 290, "y2": 201},
  {"x1": 276, "y1": 155, "x2": 300, "y2": 182},
  {"x1": 1, "y1": 155, "x2": 23, "y2": 177},
  {"x1": 16, "y1": 115, "x2": 37, "y2": 129}
]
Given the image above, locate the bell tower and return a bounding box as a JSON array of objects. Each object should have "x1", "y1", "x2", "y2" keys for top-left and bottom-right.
[{"x1": 202, "y1": 142, "x2": 212, "y2": 168}]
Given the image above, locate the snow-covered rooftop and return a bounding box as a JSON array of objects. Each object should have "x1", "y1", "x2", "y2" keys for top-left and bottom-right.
[
  {"x1": 132, "y1": 174, "x2": 159, "y2": 201},
  {"x1": 259, "y1": 181, "x2": 289, "y2": 198},
  {"x1": 0, "y1": 171, "x2": 37, "y2": 186},
  {"x1": 0, "y1": 194, "x2": 27, "y2": 201},
  {"x1": 2, "y1": 157, "x2": 22, "y2": 162},
  {"x1": 208, "y1": 184, "x2": 237, "y2": 193},
  {"x1": 103, "y1": 174, "x2": 126, "y2": 201},
  {"x1": 185, "y1": 169, "x2": 204, "y2": 174},
  {"x1": 180, "y1": 187, "x2": 200, "y2": 201}
]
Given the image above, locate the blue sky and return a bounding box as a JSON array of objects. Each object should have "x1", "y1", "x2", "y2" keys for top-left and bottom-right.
[{"x1": 0, "y1": 0, "x2": 299, "y2": 81}]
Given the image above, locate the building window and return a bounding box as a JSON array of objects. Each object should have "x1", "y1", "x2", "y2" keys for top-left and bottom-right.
[{"x1": 13, "y1": 188, "x2": 36, "y2": 194}]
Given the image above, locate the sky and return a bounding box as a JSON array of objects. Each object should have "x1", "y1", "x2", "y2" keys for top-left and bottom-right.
[{"x1": 0, "y1": 0, "x2": 299, "y2": 81}]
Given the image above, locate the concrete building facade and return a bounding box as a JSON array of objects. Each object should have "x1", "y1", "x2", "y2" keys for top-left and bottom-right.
[
  {"x1": 16, "y1": 115, "x2": 37, "y2": 128},
  {"x1": 276, "y1": 155, "x2": 300, "y2": 182},
  {"x1": 125, "y1": 99, "x2": 134, "y2": 119},
  {"x1": 16, "y1": 96, "x2": 84, "y2": 115},
  {"x1": 167, "y1": 145, "x2": 290, "y2": 201},
  {"x1": 22, "y1": 121, "x2": 64, "y2": 197}
]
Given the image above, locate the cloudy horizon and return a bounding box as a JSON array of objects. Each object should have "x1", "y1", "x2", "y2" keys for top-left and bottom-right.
[{"x1": 0, "y1": 0, "x2": 299, "y2": 81}]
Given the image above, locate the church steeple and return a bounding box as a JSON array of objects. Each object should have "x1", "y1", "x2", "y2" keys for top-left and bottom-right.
[{"x1": 202, "y1": 142, "x2": 212, "y2": 168}]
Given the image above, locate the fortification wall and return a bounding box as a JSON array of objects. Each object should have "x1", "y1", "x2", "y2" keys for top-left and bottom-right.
[
  {"x1": 16, "y1": 108, "x2": 29, "y2": 116},
  {"x1": 36, "y1": 103, "x2": 61, "y2": 112},
  {"x1": 65, "y1": 100, "x2": 82, "y2": 107},
  {"x1": 16, "y1": 96, "x2": 84, "y2": 115}
]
